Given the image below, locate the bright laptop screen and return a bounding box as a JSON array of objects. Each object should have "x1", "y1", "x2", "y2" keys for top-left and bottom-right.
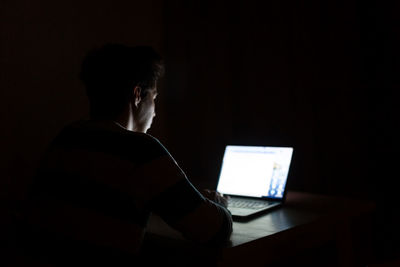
[{"x1": 217, "y1": 145, "x2": 293, "y2": 199}]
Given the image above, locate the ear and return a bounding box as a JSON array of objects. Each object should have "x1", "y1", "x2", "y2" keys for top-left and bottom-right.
[{"x1": 133, "y1": 86, "x2": 142, "y2": 107}]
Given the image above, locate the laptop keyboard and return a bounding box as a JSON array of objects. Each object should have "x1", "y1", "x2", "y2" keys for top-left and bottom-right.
[{"x1": 228, "y1": 199, "x2": 272, "y2": 210}]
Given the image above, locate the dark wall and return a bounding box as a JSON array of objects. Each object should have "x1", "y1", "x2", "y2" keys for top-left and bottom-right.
[{"x1": 163, "y1": 0, "x2": 398, "y2": 193}]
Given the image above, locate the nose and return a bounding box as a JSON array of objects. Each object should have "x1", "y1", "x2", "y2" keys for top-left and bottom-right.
[{"x1": 153, "y1": 112, "x2": 156, "y2": 117}]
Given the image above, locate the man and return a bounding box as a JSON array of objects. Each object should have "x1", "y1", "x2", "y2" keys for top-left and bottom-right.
[{"x1": 24, "y1": 44, "x2": 232, "y2": 266}]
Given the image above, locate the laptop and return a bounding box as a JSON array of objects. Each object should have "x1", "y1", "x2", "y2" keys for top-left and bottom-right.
[{"x1": 216, "y1": 145, "x2": 294, "y2": 220}]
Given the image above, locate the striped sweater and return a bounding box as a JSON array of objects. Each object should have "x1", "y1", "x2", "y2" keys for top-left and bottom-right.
[{"x1": 24, "y1": 120, "x2": 232, "y2": 264}]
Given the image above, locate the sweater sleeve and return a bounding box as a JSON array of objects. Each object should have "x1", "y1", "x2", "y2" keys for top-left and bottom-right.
[
  {"x1": 141, "y1": 138, "x2": 232, "y2": 244},
  {"x1": 147, "y1": 176, "x2": 233, "y2": 244}
]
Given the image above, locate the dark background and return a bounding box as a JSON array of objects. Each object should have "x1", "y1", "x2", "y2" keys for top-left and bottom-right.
[{"x1": 1, "y1": 0, "x2": 399, "y2": 263}]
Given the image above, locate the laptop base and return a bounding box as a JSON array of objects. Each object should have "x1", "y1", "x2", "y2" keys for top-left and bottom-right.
[{"x1": 230, "y1": 202, "x2": 282, "y2": 222}]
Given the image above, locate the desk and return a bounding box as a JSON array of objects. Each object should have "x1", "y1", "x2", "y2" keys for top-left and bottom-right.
[{"x1": 145, "y1": 191, "x2": 375, "y2": 266}]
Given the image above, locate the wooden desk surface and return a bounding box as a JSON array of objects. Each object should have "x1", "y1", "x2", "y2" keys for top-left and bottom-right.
[
  {"x1": 146, "y1": 191, "x2": 375, "y2": 266},
  {"x1": 229, "y1": 191, "x2": 373, "y2": 247}
]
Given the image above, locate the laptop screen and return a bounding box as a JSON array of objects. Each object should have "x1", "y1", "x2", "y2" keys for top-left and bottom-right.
[{"x1": 216, "y1": 145, "x2": 293, "y2": 199}]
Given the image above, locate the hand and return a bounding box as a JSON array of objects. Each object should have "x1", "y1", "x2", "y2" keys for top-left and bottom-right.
[{"x1": 201, "y1": 189, "x2": 230, "y2": 208}]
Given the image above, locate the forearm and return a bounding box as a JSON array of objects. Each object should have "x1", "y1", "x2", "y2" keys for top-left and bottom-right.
[
  {"x1": 168, "y1": 198, "x2": 232, "y2": 244},
  {"x1": 204, "y1": 202, "x2": 232, "y2": 245}
]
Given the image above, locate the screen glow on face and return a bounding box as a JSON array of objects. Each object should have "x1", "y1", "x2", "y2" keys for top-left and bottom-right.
[{"x1": 216, "y1": 146, "x2": 293, "y2": 199}]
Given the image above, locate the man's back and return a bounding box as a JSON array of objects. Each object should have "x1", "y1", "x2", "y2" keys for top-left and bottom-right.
[{"x1": 23, "y1": 120, "x2": 232, "y2": 265}]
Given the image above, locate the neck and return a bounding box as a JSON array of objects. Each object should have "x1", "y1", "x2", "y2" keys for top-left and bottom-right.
[
  {"x1": 114, "y1": 103, "x2": 146, "y2": 133},
  {"x1": 114, "y1": 105, "x2": 134, "y2": 131}
]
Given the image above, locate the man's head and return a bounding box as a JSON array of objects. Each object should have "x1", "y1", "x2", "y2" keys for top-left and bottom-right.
[{"x1": 80, "y1": 44, "x2": 164, "y2": 131}]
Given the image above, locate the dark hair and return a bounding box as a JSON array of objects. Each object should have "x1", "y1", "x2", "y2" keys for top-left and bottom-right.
[{"x1": 80, "y1": 44, "x2": 164, "y2": 119}]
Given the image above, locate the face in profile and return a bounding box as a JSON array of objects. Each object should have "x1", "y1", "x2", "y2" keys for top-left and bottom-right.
[{"x1": 133, "y1": 87, "x2": 157, "y2": 133}]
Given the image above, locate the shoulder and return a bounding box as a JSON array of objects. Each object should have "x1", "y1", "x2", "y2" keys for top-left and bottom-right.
[{"x1": 50, "y1": 120, "x2": 169, "y2": 163}]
